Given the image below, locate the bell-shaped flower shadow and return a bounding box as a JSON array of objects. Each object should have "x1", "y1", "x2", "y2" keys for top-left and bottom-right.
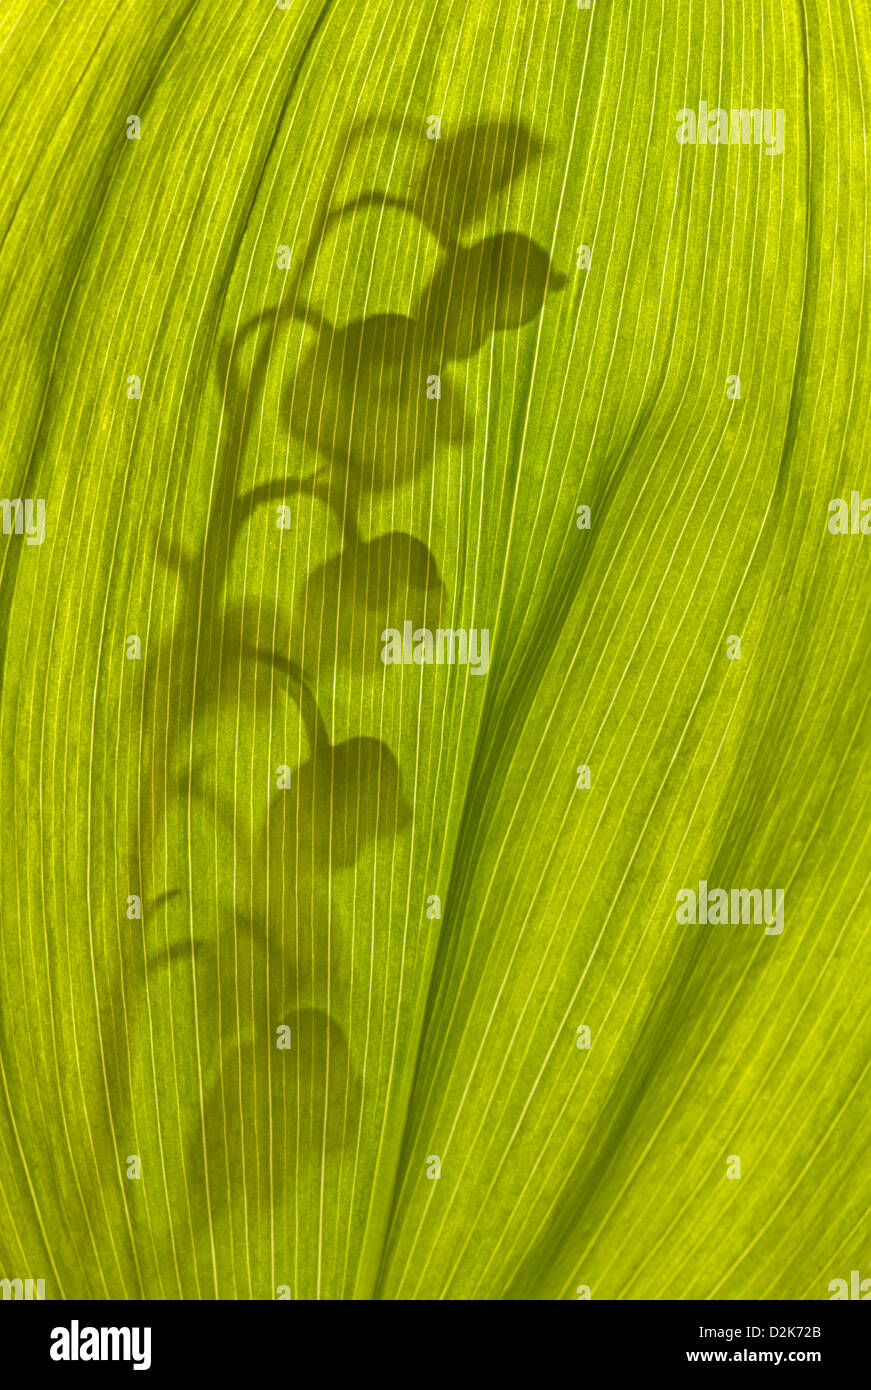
[
  {"x1": 276, "y1": 1006, "x2": 361, "y2": 1157},
  {"x1": 293, "y1": 531, "x2": 444, "y2": 677},
  {"x1": 286, "y1": 314, "x2": 471, "y2": 495},
  {"x1": 414, "y1": 119, "x2": 545, "y2": 241},
  {"x1": 418, "y1": 232, "x2": 566, "y2": 363},
  {"x1": 193, "y1": 957, "x2": 363, "y2": 1245},
  {"x1": 253, "y1": 734, "x2": 411, "y2": 892},
  {"x1": 201, "y1": 1004, "x2": 361, "y2": 1157}
]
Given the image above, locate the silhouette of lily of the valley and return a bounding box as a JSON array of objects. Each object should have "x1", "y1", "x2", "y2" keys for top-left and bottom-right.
[{"x1": 113, "y1": 117, "x2": 562, "y2": 1269}]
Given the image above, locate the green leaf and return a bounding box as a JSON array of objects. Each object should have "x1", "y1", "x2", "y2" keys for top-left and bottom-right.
[{"x1": 1, "y1": 0, "x2": 869, "y2": 1303}]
